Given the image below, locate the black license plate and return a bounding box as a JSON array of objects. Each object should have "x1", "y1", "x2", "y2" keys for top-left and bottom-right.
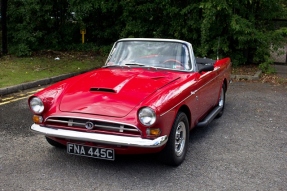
[{"x1": 67, "y1": 143, "x2": 115, "y2": 160}]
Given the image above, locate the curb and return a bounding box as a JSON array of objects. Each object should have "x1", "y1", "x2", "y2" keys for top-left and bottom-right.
[
  {"x1": 0, "y1": 70, "x2": 92, "y2": 96},
  {"x1": 231, "y1": 70, "x2": 262, "y2": 81}
]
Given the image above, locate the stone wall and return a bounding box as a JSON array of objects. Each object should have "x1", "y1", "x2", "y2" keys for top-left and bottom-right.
[{"x1": 270, "y1": 46, "x2": 287, "y2": 64}]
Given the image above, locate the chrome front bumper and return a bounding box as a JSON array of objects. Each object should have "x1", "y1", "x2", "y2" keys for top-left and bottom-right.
[{"x1": 31, "y1": 124, "x2": 168, "y2": 148}]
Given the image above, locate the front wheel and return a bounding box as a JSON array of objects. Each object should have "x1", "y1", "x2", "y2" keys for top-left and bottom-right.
[{"x1": 159, "y1": 112, "x2": 189, "y2": 166}]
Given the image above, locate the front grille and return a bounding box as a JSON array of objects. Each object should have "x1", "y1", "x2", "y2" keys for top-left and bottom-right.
[{"x1": 45, "y1": 117, "x2": 141, "y2": 136}]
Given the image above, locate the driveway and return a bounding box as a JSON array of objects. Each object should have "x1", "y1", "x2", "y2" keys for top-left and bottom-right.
[{"x1": 0, "y1": 81, "x2": 286, "y2": 190}]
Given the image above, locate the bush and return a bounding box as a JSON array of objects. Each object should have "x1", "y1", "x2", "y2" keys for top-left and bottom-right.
[{"x1": 6, "y1": 0, "x2": 287, "y2": 68}]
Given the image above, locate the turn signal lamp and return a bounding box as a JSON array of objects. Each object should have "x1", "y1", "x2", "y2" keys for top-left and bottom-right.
[
  {"x1": 33, "y1": 115, "x2": 43, "y2": 124},
  {"x1": 146, "y1": 128, "x2": 161, "y2": 136}
]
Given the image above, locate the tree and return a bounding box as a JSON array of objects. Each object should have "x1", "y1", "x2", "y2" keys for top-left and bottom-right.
[
  {"x1": 197, "y1": 0, "x2": 287, "y2": 68},
  {"x1": 6, "y1": 0, "x2": 287, "y2": 70},
  {"x1": 7, "y1": 0, "x2": 79, "y2": 56},
  {"x1": 1, "y1": 0, "x2": 8, "y2": 55}
]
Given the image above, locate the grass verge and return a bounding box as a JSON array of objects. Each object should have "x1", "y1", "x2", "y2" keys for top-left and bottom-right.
[
  {"x1": 1, "y1": 52, "x2": 286, "y2": 88},
  {"x1": 0, "y1": 51, "x2": 106, "y2": 88},
  {"x1": 232, "y1": 64, "x2": 287, "y2": 85}
]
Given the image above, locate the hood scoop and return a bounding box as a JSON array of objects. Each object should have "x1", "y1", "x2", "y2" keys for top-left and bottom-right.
[{"x1": 90, "y1": 87, "x2": 116, "y2": 93}]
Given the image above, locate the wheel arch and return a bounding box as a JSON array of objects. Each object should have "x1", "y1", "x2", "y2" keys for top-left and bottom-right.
[{"x1": 177, "y1": 105, "x2": 191, "y2": 130}]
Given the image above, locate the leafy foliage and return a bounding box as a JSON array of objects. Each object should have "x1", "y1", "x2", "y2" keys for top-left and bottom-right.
[
  {"x1": 6, "y1": 0, "x2": 287, "y2": 68},
  {"x1": 7, "y1": 0, "x2": 80, "y2": 56}
]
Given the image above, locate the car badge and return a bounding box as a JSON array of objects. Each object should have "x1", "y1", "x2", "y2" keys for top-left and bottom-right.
[{"x1": 85, "y1": 121, "x2": 94, "y2": 130}]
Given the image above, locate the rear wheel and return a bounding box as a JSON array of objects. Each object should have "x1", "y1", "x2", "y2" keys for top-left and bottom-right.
[
  {"x1": 45, "y1": 137, "x2": 65, "y2": 148},
  {"x1": 159, "y1": 112, "x2": 189, "y2": 166},
  {"x1": 216, "y1": 83, "x2": 226, "y2": 118}
]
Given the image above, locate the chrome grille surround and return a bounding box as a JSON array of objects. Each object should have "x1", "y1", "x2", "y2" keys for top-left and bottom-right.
[{"x1": 45, "y1": 116, "x2": 141, "y2": 136}]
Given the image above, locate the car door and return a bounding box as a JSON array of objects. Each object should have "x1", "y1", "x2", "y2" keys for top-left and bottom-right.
[{"x1": 194, "y1": 66, "x2": 220, "y2": 120}]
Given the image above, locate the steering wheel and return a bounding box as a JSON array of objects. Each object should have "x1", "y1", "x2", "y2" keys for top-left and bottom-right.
[{"x1": 162, "y1": 59, "x2": 184, "y2": 70}]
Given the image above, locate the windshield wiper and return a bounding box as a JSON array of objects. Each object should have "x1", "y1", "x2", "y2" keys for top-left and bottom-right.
[
  {"x1": 103, "y1": 65, "x2": 119, "y2": 68},
  {"x1": 124, "y1": 63, "x2": 146, "y2": 67}
]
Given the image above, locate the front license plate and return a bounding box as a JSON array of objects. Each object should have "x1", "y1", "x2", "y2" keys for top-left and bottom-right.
[{"x1": 67, "y1": 143, "x2": 115, "y2": 161}]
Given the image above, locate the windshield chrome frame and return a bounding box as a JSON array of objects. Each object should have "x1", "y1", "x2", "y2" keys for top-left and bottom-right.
[{"x1": 105, "y1": 38, "x2": 196, "y2": 72}]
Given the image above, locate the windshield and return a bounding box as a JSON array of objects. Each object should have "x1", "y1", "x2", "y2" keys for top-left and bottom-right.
[{"x1": 106, "y1": 40, "x2": 192, "y2": 71}]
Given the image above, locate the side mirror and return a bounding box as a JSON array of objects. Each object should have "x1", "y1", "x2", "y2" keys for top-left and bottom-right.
[{"x1": 198, "y1": 65, "x2": 214, "y2": 73}]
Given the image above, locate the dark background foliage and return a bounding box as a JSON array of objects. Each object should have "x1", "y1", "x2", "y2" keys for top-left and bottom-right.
[{"x1": 3, "y1": 0, "x2": 287, "y2": 70}]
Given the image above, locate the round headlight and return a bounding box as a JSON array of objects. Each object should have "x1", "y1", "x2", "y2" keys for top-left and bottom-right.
[
  {"x1": 138, "y1": 107, "x2": 156, "y2": 126},
  {"x1": 30, "y1": 97, "x2": 44, "y2": 114}
]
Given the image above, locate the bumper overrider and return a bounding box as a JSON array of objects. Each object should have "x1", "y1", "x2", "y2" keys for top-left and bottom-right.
[{"x1": 31, "y1": 124, "x2": 168, "y2": 148}]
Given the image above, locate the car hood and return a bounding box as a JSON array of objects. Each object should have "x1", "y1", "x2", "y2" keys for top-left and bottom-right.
[{"x1": 59, "y1": 68, "x2": 180, "y2": 117}]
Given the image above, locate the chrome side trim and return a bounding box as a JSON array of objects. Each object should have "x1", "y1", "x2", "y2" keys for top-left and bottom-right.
[
  {"x1": 160, "y1": 93, "x2": 193, "y2": 117},
  {"x1": 31, "y1": 124, "x2": 168, "y2": 148},
  {"x1": 160, "y1": 69, "x2": 222, "y2": 117}
]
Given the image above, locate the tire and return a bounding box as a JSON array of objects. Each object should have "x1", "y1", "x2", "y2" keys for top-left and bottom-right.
[
  {"x1": 45, "y1": 136, "x2": 66, "y2": 148},
  {"x1": 159, "y1": 112, "x2": 189, "y2": 166},
  {"x1": 216, "y1": 83, "x2": 226, "y2": 118}
]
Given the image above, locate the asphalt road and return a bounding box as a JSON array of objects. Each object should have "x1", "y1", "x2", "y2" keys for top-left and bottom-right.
[{"x1": 0, "y1": 81, "x2": 286, "y2": 191}]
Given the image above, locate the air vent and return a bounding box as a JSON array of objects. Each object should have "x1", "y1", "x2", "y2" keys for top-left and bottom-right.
[{"x1": 90, "y1": 87, "x2": 116, "y2": 93}]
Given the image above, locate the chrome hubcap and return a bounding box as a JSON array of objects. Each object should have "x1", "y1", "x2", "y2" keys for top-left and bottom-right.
[{"x1": 174, "y1": 121, "x2": 186, "y2": 156}]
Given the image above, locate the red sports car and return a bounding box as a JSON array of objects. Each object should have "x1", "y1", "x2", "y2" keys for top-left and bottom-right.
[{"x1": 29, "y1": 38, "x2": 231, "y2": 166}]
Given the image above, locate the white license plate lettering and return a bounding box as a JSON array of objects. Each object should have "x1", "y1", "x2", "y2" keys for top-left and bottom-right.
[
  {"x1": 88, "y1": 147, "x2": 93, "y2": 156},
  {"x1": 100, "y1": 149, "x2": 106, "y2": 158},
  {"x1": 67, "y1": 143, "x2": 114, "y2": 161},
  {"x1": 107, "y1": 150, "x2": 113, "y2": 159},
  {"x1": 94, "y1": 148, "x2": 100, "y2": 157}
]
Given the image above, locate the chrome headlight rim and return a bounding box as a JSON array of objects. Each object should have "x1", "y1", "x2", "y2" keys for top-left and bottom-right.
[
  {"x1": 29, "y1": 97, "x2": 44, "y2": 114},
  {"x1": 138, "y1": 107, "x2": 156, "y2": 126}
]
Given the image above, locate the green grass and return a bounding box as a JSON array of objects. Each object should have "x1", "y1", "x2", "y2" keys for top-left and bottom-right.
[{"x1": 0, "y1": 53, "x2": 106, "y2": 88}]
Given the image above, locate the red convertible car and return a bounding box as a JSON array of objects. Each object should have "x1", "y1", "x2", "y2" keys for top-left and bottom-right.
[{"x1": 29, "y1": 38, "x2": 231, "y2": 166}]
